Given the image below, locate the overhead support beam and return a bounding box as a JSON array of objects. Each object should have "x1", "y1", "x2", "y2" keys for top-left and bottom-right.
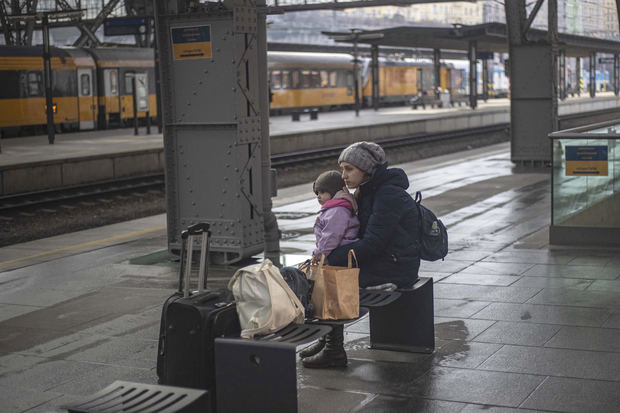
[
  {"x1": 267, "y1": 0, "x2": 474, "y2": 13},
  {"x1": 56, "y1": 0, "x2": 101, "y2": 47},
  {"x1": 0, "y1": 1, "x2": 13, "y2": 45},
  {"x1": 523, "y1": 0, "x2": 545, "y2": 36},
  {"x1": 73, "y1": 0, "x2": 122, "y2": 47},
  {"x1": 23, "y1": 0, "x2": 38, "y2": 46}
]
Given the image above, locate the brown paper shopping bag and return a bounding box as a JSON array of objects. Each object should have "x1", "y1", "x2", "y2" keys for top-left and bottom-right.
[{"x1": 306, "y1": 250, "x2": 360, "y2": 320}]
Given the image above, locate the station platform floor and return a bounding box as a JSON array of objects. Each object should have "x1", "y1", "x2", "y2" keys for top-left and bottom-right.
[{"x1": 1, "y1": 142, "x2": 620, "y2": 412}]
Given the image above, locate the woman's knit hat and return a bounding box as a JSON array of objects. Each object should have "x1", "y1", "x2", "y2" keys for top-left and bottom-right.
[
  {"x1": 338, "y1": 141, "x2": 386, "y2": 175},
  {"x1": 313, "y1": 170, "x2": 345, "y2": 197}
]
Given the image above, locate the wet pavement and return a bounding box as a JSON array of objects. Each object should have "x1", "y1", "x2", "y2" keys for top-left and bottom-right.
[{"x1": 1, "y1": 142, "x2": 620, "y2": 412}]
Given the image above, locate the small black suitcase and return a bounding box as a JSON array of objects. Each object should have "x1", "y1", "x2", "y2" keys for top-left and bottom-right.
[{"x1": 156, "y1": 223, "x2": 240, "y2": 410}]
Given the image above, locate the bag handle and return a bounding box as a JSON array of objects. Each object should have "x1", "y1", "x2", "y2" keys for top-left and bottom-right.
[
  {"x1": 311, "y1": 253, "x2": 326, "y2": 268},
  {"x1": 347, "y1": 249, "x2": 359, "y2": 269}
]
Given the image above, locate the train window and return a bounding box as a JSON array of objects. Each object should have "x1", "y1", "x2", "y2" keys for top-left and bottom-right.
[
  {"x1": 282, "y1": 70, "x2": 290, "y2": 89},
  {"x1": 27, "y1": 71, "x2": 42, "y2": 96},
  {"x1": 125, "y1": 73, "x2": 134, "y2": 94},
  {"x1": 271, "y1": 70, "x2": 282, "y2": 89},
  {"x1": 346, "y1": 72, "x2": 354, "y2": 87},
  {"x1": 110, "y1": 70, "x2": 118, "y2": 95},
  {"x1": 311, "y1": 71, "x2": 320, "y2": 88},
  {"x1": 329, "y1": 71, "x2": 337, "y2": 87},
  {"x1": 81, "y1": 73, "x2": 91, "y2": 96},
  {"x1": 320, "y1": 70, "x2": 329, "y2": 88},
  {"x1": 301, "y1": 70, "x2": 311, "y2": 88},
  {"x1": 291, "y1": 71, "x2": 300, "y2": 89}
]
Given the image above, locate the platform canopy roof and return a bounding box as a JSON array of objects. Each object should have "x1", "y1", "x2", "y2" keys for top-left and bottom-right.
[{"x1": 323, "y1": 23, "x2": 620, "y2": 57}]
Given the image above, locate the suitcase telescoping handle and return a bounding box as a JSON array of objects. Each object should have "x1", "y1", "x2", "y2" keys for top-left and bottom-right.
[{"x1": 178, "y1": 223, "x2": 211, "y2": 297}]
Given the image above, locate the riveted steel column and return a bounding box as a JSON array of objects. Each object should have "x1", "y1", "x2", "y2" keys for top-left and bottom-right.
[
  {"x1": 155, "y1": 0, "x2": 269, "y2": 264},
  {"x1": 614, "y1": 54, "x2": 619, "y2": 96},
  {"x1": 468, "y1": 41, "x2": 477, "y2": 109},
  {"x1": 433, "y1": 48, "x2": 441, "y2": 97},
  {"x1": 559, "y1": 49, "x2": 566, "y2": 100},
  {"x1": 371, "y1": 44, "x2": 379, "y2": 111},
  {"x1": 576, "y1": 57, "x2": 581, "y2": 96},
  {"x1": 589, "y1": 52, "x2": 596, "y2": 97},
  {"x1": 482, "y1": 58, "x2": 489, "y2": 101},
  {"x1": 42, "y1": 14, "x2": 55, "y2": 144}
]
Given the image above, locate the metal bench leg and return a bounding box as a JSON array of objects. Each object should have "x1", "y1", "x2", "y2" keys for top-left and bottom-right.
[
  {"x1": 368, "y1": 277, "x2": 435, "y2": 353},
  {"x1": 215, "y1": 338, "x2": 298, "y2": 413}
]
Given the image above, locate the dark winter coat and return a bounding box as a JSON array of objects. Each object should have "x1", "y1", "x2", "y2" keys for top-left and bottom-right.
[{"x1": 327, "y1": 163, "x2": 420, "y2": 288}]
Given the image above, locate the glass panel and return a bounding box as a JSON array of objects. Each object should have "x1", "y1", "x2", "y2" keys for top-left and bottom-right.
[
  {"x1": 80, "y1": 73, "x2": 91, "y2": 96},
  {"x1": 291, "y1": 71, "x2": 300, "y2": 89},
  {"x1": 320, "y1": 70, "x2": 329, "y2": 88},
  {"x1": 282, "y1": 70, "x2": 290, "y2": 89},
  {"x1": 28, "y1": 71, "x2": 42, "y2": 96},
  {"x1": 311, "y1": 70, "x2": 320, "y2": 88},
  {"x1": 301, "y1": 70, "x2": 311, "y2": 88},
  {"x1": 110, "y1": 70, "x2": 118, "y2": 95},
  {"x1": 271, "y1": 70, "x2": 281, "y2": 89},
  {"x1": 552, "y1": 137, "x2": 619, "y2": 228},
  {"x1": 125, "y1": 73, "x2": 134, "y2": 94},
  {"x1": 329, "y1": 71, "x2": 337, "y2": 87}
]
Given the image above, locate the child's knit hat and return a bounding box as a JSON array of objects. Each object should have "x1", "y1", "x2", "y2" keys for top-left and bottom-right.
[{"x1": 313, "y1": 171, "x2": 345, "y2": 197}]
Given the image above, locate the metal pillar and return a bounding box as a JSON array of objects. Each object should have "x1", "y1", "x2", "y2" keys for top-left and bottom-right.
[
  {"x1": 433, "y1": 48, "x2": 441, "y2": 97},
  {"x1": 504, "y1": 0, "x2": 558, "y2": 164},
  {"x1": 468, "y1": 41, "x2": 477, "y2": 109},
  {"x1": 42, "y1": 14, "x2": 55, "y2": 144},
  {"x1": 482, "y1": 59, "x2": 489, "y2": 101},
  {"x1": 614, "y1": 54, "x2": 619, "y2": 96},
  {"x1": 559, "y1": 49, "x2": 566, "y2": 100},
  {"x1": 589, "y1": 52, "x2": 596, "y2": 97},
  {"x1": 154, "y1": 0, "x2": 277, "y2": 264},
  {"x1": 371, "y1": 44, "x2": 379, "y2": 111},
  {"x1": 352, "y1": 32, "x2": 360, "y2": 117},
  {"x1": 576, "y1": 57, "x2": 581, "y2": 96}
]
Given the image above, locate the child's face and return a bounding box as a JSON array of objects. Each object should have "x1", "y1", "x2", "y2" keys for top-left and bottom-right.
[{"x1": 316, "y1": 191, "x2": 332, "y2": 205}]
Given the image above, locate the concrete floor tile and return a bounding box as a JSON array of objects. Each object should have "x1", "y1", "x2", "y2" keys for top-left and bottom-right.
[
  {"x1": 527, "y1": 288, "x2": 620, "y2": 309},
  {"x1": 479, "y1": 345, "x2": 620, "y2": 381},
  {"x1": 435, "y1": 318, "x2": 496, "y2": 341},
  {"x1": 588, "y1": 279, "x2": 620, "y2": 292},
  {"x1": 522, "y1": 264, "x2": 620, "y2": 280},
  {"x1": 483, "y1": 250, "x2": 575, "y2": 265},
  {"x1": 351, "y1": 394, "x2": 466, "y2": 412},
  {"x1": 434, "y1": 284, "x2": 540, "y2": 303},
  {"x1": 298, "y1": 387, "x2": 368, "y2": 412},
  {"x1": 419, "y1": 271, "x2": 453, "y2": 282},
  {"x1": 0, "y1": 386, "x2": 63, "y2": 413},
  {"x1": 48, "y1": 364, "x2": 157, "y2": 396},
  {"x1": 410, "y1": 366, "x2": 544, "y2": 407},
  {"x1": 298, "y1": 358, "x2": 431, "y2": 397},
  {"x1": 0, "y1": 303, "x2": 40, "y2": 322},
  {"x1": 444, "y1": 250, "x2": 494, "y2": 262},
  {"x1": 434, "y1": 339, "x2": 502, "y2": 369},
  {"x1": 460, "y1": 404, "x2": 544, "y2": 413},
  {"x1": 420, "y1": 260, "x2": 472, "y2": 273},
  {"x1": 472, "y1": 321, "x2": 561, "y2": 347},
  {"x1": 602, "y1": 312, "x2": 620, "y2": 328},
  {"x1": 471, "y1": 303, "x2": 611, "y2": 327},
  {"x1": 510, "y1": 276, "x2": 593, "y2": 290},
  {"x1": 440, "y1": 273, "x2": 521, "y2": 287},
  {"x1": 459, "y1": 261, "x2": 534, "y2": 276},
  {"x1": 544, "y1": 326, "x2": 620, "y2": 352},
  {"x1": 521, "y1": 376, "x2": 620, "y2": 413},
  {"x1": 435, "y1": 299, "x2": 491, "y2": 318}
]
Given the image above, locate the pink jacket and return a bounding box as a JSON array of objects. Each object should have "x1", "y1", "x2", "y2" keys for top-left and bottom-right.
[{"x1": 313, "y1": 189, "x2": 360, "y2": 257}]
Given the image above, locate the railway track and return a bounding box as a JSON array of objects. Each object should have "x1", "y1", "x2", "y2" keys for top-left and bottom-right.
[{"x1": 0, "y1": 174, "x2": 166, "y2": 218}]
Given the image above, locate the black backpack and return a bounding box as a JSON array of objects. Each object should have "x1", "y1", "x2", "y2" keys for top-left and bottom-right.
[
  {"x1": 414, "y1": 191, "x2": 448, "y2": 261},
  {"x1": 279, "y1": 266, "x2": 315, "y2": 319}
]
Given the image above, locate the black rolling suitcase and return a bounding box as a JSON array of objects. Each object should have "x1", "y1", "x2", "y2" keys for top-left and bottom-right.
[{"x1": 156, "y1": 223, "x2": 240, "y2": 410}]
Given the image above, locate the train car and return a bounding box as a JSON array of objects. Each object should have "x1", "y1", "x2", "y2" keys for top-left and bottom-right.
[
  {"x1": 85, "y1": 47, "x2": 157, "y2": 128},
  {"x1": 0, "y1": 46, "x2": 98, "y2": 137},
  {"x1": 268, "y1": 51, "x2": 355, "y2": 113},
  {"x1": 0, "y1": 46, "x2": 157, "y2": 138}
]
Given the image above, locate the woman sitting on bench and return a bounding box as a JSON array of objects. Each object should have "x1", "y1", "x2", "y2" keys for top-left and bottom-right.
[{"x1": 302, "y1": 141, "x2": 421, "y2": 369}]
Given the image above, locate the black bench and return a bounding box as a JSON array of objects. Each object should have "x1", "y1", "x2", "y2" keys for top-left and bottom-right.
[
  {"x1": 214, "y1": 323, "x2": 332, "y2": 412},
  {"x1": 64, "y1": 380, "x2": 210, "y2": 413},
  {"x1": 360, "y1": 277, "x2": 435, "y2": 353},
  {"x1": 291, "y1": 108, "x2": 319, "y2": 121}
]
